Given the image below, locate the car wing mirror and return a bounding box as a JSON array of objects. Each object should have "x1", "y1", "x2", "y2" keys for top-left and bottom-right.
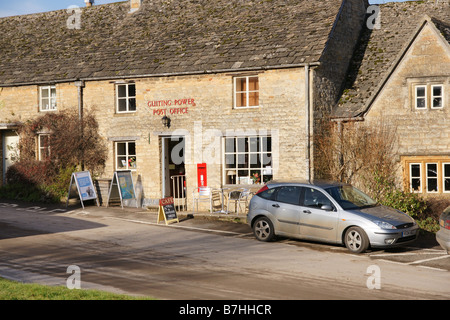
[{"x1": 321, "y1": 205, "x2": 333, "y2": 212}]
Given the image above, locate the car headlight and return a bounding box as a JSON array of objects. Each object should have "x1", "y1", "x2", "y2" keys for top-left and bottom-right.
[{"x1": 374, "y1": 221, "x2": 397, "y2": 230}]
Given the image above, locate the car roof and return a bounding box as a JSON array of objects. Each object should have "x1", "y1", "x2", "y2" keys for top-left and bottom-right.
[{"x1": 266, "y1": 179, "x2": 349, "y2": 189}]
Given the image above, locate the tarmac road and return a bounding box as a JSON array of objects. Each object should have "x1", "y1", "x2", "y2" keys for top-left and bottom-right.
[{"x1": 0, "y1": 201, "x2": 449, "y2": 300}]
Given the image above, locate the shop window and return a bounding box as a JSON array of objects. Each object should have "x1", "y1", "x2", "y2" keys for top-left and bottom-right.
[
  {"x1": 38, "y1": 134, "x2": 50, "y2": 161},
  {"x1": 115, "y1": 141, "x2": 137, "y2": 170},
  {"x1": 234, "y1": 76, "x2": 259, "y2": 108},
  {"x1": 224, "y1": 136, "x2": 272, "y2": 185},
  {"x1": 39, "y1": 85, "x2": 57, "y2": 111},
  {"x1": 116, "y1": 83, "x2": 136, "y2": 113},
  {"x1": 403, "y1": 157, "x2": 450, "y2": 194}
]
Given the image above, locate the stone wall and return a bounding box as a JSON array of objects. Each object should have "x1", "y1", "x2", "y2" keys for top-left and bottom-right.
[
  {"x1": 365, "y1": 23, "x2": 450, "y2": 157},
  {"x1": 364, "y1": 22, "x2": 450, "y2": 196},
  {"x1": 84, "y1": 68, "x2": 309, "y2": 206},
  {"x1": 0, "y1": 67, "x2": 310, "y2": 207}
]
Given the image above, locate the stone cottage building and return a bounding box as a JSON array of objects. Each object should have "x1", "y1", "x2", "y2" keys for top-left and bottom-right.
[
  {"x1": 0, "y1": 0, "x2": 448, "y2": 208},
  {"x1": 0, "y1": 0, "x2": 370, "y2": 208},
  {"x1": 332, "y1": 1, "x2": 450, "y2": 198}
]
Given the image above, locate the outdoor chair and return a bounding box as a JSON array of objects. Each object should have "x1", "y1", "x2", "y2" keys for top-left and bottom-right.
[
  {"x1": 226, "y1": 188, "x2": 250, "y2": 215},
  {"x1": 192, "y1": 186, "x2": 222, "y2": 213}
]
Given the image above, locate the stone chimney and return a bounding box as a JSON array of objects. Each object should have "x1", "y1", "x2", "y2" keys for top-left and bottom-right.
[
  {"x1": 85, "y1": 0, "x2": 94, "y2": 7},
  {"x1": 130, "y1": 0, "x2": 142, "y2": 13}
]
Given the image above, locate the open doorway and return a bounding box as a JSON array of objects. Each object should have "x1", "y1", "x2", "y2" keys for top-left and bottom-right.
[
  {"x1": 161, "y1": 136, "x2": 186, "y2": 210},
  {"x1": 2, "y1": 130, "x2": 19, "y2": 185}
]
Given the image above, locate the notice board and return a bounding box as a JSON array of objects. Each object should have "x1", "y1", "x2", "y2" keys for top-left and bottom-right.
[
  {"x1": 66, "y1": 171, "x2": 99, "y2": 209},
  {"x1": 106, "y1": 170, "x2": 138, "y2": 209},
  {"x1": 157, "y1": 197, "x2": 179, "y2": 225}
]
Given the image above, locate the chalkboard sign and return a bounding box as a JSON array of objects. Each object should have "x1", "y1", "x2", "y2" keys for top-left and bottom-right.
[{"x1": 157, "y1": 197, "x2": 179, "y2": 225}]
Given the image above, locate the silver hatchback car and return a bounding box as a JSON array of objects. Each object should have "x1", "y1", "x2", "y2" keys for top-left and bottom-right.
[{"x1": 247, "y1": 180, "x2": 419, "y2": 253}]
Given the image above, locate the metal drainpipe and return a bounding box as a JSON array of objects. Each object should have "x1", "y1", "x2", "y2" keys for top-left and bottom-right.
[
  {"x1": 75, "y1": 80, "x2": 85, "y2": 170},
  {"x1": 305, "y1": 64, "x2": 311, "y2": 183}
]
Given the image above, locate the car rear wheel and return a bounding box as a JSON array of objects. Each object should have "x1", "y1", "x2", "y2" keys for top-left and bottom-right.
[
  {"x1": 253, "y1": 217, "x2": 275, "y2": 242},
  {"x1": 344, "y1": 227, "x2": 369, "y2": 253}
]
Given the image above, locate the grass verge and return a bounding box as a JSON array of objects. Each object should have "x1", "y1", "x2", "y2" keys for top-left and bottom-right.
[{"x1": 0, "y1": 277, "x2": 154, "y2": 300}]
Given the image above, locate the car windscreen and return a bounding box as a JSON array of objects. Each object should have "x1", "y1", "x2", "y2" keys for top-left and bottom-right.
[{"x1": 325, "y1": 185, "x2": 377, "y2": 210}]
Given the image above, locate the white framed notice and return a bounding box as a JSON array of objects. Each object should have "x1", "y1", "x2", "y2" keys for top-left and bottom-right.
[{"x1": 66, "y1": 171, "x2": 100, "y2": 209}]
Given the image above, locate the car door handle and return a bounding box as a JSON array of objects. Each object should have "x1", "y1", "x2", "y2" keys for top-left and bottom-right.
[
  {"x1": 303, "y1": 210, "x2": 311, "y2": 214},
  {"x1": 272, "y1": 204, "x2": 280, "y2": 208}
]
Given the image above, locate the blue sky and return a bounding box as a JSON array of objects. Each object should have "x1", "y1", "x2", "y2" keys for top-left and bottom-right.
[
  {"x1": 0, "y1": 0, "x2": 413, "y2": 18},
  {"x1": 0, "y1": 0, "x2": 124, "y2": 18}
]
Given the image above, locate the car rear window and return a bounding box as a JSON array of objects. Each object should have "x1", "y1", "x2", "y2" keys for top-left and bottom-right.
[{"x1": 257, "y1": 187, "x2": 277, "y2": 200}]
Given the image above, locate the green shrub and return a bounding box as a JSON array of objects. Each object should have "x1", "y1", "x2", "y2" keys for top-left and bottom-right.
[
  {"x1": 1, "y1": 110, "x2": 106, "y2": 204},
  {"x1": 368, "y1": 171, "x2": 428, "y2": 219}
]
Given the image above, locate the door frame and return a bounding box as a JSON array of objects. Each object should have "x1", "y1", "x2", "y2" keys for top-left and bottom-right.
[
  {"x1": 161, "y1": 135, "x2": 185, "y2": 198},
  {"x1": 2, "y1": 130, "x2": 20, "y2": 185}
]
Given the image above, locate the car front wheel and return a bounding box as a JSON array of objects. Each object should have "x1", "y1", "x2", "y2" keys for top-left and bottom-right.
[
  {"x1": 253, "y1": 217, "x2": 275, "y2": 242},
  {"x1": 344, "y1": 226, "x2": 369, "y2": 253}
]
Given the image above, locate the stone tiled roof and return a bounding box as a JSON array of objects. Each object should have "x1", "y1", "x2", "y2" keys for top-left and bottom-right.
[
  {"x1": 0, "y1": 0, "x2": 345, "y2": 86},
  {"x1": 332, "y1": 0, "x2": 450, "y2": 118}
]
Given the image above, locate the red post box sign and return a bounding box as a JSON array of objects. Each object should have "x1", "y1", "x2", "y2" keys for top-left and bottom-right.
[{"x1": 197, "y1": 163, "x2": 207, "y2": 187}]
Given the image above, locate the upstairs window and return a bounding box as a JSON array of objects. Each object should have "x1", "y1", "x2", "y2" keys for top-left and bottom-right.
[
  {"x1": 39, "y1": 85, "x2": 57, "y2": 111},
  {"x1": 413, "y1": 83, "x2": 444, "y2": 110},
  {"x1": 431, "y1": 85, "x2": 443, "y2": 109},
  {"x1": 414, "y1": 85, "x2": 427, "y2": 109},
  {"x1": 116, "y1": 83, "x2": 136, "y2": 113},
  {"x1": 234, "y1": 76, "x2": 259, "y2": 108}
]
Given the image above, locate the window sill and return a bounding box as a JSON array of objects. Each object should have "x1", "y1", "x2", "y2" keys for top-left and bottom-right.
[
  {"x1": 233, "y1": 106, "x2": 260, "y2": 110},
  {"x1": 115, "y1": 111, "x2": 137, "y2": 115}
]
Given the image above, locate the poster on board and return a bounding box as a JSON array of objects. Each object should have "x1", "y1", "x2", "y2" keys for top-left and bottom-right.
[
  {"x1": 157, "y1": 197, "x2": 179, "y2": 225},
  {"x1": 106, "y1": 171, "x2": 138, "y2": 209},
  {"x1": 66, "y1": 171, "x2": 99, "y2": 209},
  {"x1": 117, "y1": 171, "x2": 135, "y2": 200}
]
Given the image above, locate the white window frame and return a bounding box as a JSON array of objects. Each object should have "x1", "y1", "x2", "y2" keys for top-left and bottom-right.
[
  {"x1": 426, "y1": 163, "x2": 438, "y2": 193},
  {"x1": 233, "y1": 76, "x2": 259, "y2": 109},
  {"x1": 115, "y1": 141, "x2": 137, "y2": 171},
  {"x1": 116, "y1": 83, "x2": 136, "y2": 113},
  {"x1": 409, "y1": 163, "x2": 422, "y2": 193},
  {"x1": 431, "y1": 84, "x2": 444, "y2": 109},
  {"x1": 223, "y1": 135, "x2": 272, "y2": 185},
  {"x1": 38, "y1": 134, "x2": 50, "y2": 161},
  {"x1": 414, "y1": 85, "x2": 427, "y2": 109},
  {"x1": 39, "y1": 85, "x2": 57, "y2": 112},
  {"x1": 443, "y1": 163, "x2": 450, "y2": 193}
]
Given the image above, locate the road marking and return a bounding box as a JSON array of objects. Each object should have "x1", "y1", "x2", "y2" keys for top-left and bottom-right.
[
  {"x1": 418, "y1": 266, "x2": 447, "y2": 272},
  {"x1": 375, "y1": 259, "x2": 408, "y2": 266},
  {"x1": 407, "y1": 255, "x2": 450, "y2": 265},
  {"x1": 370, "y1": 251, "x2": 447, "y2": 257}
]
